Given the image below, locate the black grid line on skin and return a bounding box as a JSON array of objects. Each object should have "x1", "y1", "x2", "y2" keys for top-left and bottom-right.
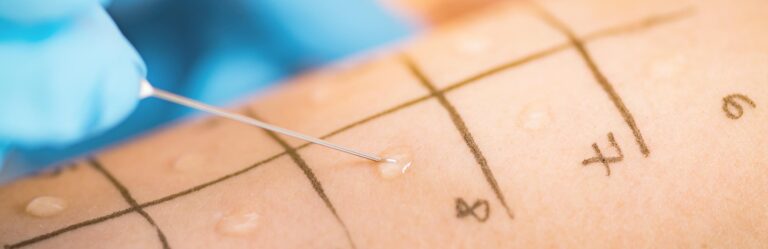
[
  {"x1": 4, "y1": 153, "x2": 286, "y2": 249},
  {"x1": 244, "y1": 109, "x2": 357, "y2": 249},
  {"x1": 90, "y1": 159, "x2": 170, "y2": 249},
  {"x1": 4, "y1": 10, "x2": 692, "y2": 248},
  {"x1": 401, "y1": 54, "x2": 515, "y2": 219},
  {"x1": 528, "y1": 0, "x2": 656, "y2": 157}
]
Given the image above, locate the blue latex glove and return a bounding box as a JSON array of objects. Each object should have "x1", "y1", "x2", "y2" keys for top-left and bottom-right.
[
  {"x1": 0, "y1": 0, "x2": 411, "y2": 181},
  {"x1": 0, "y1": 0, "x2": 145, "y2": 171}
]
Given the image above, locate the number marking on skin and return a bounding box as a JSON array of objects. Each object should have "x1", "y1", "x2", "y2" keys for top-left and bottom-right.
[
  {"x1": 456, "y1": 198, "x2": 490, "y2": 222},
  {"x1": 722, "y1": 93, "x2": 756, "y2": 120}
]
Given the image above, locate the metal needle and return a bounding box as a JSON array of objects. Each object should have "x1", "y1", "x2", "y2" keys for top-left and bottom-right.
[{"x1": 139, "y1": 80, "x2": 395, "y2": 163}]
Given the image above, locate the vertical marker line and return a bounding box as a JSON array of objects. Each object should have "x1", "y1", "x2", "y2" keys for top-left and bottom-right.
[
  {"x1": 88, "y1": 158, "x2": 171, "y2": 249},
  {"x1": 401, "y1": 55, "x2": 515, "y2": 219},
  {"x1": 244, "y1": 110, "x2": 357, "y2": 249},
  {"x1": 529, "y1": 1, "x2": 651, "y2": 157}
]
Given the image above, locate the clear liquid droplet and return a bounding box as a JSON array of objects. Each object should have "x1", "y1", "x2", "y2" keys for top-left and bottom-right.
[
  {"x1": 517, "y1": 103, "x2": 552, "y2": 131},
  {"x1": 377, "y1": 147, "x2": 413, "y2": 179},
  {"x1": 173, "y1": 153, "x2": 208, "y2": 172},
  {"x1": 26, "y1": 196, "x2": 67, "y2": 217},
  {"x1": 455, "y1": 35, "x2": 491, "y2": 56},
  {"x1": 216, "y1": 211, "x2": 260, "y2": 236}
]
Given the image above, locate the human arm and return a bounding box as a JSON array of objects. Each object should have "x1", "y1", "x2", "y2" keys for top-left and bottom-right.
[{"x1": 1, "y1": 0, "x2": 767, "y2": 248}]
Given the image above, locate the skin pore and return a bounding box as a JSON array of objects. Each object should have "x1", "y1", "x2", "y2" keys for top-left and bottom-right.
[{"x1": 1, "y1": 0, "x2": 767, "y2": 248}]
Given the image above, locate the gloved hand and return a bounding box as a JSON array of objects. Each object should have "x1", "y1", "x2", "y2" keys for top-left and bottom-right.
[
  {"x1": 0, "y1": 0, "x2": 411, "y2": 181},
  {"x1": 0, "y1": 0, "x2": 146, "y2": 169}
]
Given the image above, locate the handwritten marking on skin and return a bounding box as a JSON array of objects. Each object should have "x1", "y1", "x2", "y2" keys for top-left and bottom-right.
[
  {"x1": 722, "y1": 94, "x2": 756, "y2": 120},
  {"x1": 582, "y1": 132, "x2": 624, "y2": 176},
  {"x1": 456, "y1": 198, "x2": 490, "y2": 222}
]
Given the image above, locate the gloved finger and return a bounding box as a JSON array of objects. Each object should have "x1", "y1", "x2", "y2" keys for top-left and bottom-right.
[
  {"x1": 243, "y1": 0, "x2": 413, "y2": 63},
  {"x1": 0, "y1": 0, "x2": 106, "y2": 24},
  {"x1": 0, "y1": 3, "x2": 145, "y2": 147}
]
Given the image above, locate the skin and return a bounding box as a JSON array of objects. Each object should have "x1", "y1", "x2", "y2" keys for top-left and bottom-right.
[{"x1": 1, "y1": 0, "x2": 767, "y2": 248}]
